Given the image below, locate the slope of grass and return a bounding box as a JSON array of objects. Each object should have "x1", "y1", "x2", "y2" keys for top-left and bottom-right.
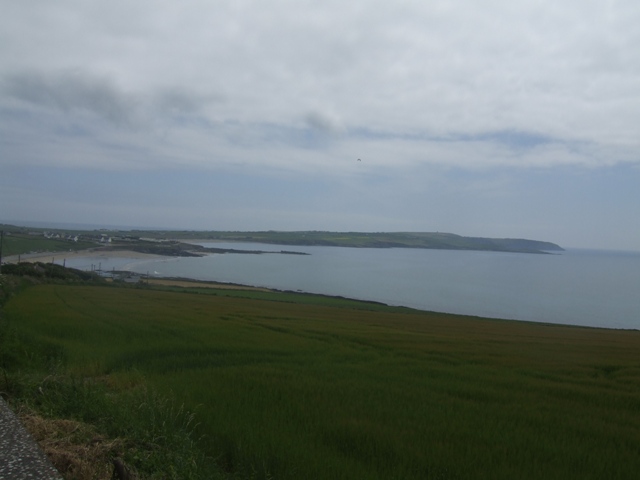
[
  {"x1": 2, "y1": 283, "x2": 639, "y2": 479},
  {"x1": 147, "y1": 281, "x2": 413, "y2": 311}
]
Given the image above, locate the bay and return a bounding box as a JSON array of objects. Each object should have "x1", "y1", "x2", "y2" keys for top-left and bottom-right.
[{"x1": 63, "y1": 244, "x2": 640, "y2": 330}]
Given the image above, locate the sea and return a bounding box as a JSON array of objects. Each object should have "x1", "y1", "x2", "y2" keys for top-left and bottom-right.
[{"x1": 60, "y1": 243, "x2": 640, "y2": 330}]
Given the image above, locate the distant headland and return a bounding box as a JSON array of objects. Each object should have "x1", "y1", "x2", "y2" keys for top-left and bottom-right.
[{"x1": 180, "y1": 231, "x2": 564, "y2": 254}]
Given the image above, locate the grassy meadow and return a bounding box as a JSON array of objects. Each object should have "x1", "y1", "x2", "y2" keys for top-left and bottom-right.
[{"x1": 2, "y1": 282, "x2": 640, "y2": 479}]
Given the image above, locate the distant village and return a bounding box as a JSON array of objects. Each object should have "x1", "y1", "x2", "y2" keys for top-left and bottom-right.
[
  {"x1": 39, "y1": 231, "x2": 91, "y2": 243},
  {"x1": 16, "y1": 230, "x2": 159, "y2": 283}
]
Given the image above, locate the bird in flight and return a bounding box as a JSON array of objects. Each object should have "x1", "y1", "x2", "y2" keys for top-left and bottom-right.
[{"x1": 357, "y1": 158, "x2": 361, "y2": 161}]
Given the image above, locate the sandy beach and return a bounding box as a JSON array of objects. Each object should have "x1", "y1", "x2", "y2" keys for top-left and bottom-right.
[{"x1": 4, "y1": 247, "x2": 272, "y2": 292}]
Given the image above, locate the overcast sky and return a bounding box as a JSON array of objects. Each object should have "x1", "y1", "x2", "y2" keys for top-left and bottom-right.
[{"x1": 1, "y1": 1, "x2": 639, "y2": 250}]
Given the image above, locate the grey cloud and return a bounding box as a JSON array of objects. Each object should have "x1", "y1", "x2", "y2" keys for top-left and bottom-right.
[
  {"x1": 1, "y1": 1, "x2": 639, "y2": 172},
  {"x1": 155, "y1": 90, "x2": 203, "y2": 116},
  {"x1": 3, "y1": 70, "x2": 134, "y2": 125},
  {"x1": 305, "y1": 111, "x2": 344, "y2": 135},
  {"x1": 465, "y1": 131, "x2": 555, "y2": 150},
  {"x1": 152, "y1": 89, "x2": 224, "y2": 117},
  {"x1": 2, "y1": 70, "x2": 225, "y2": 135}
]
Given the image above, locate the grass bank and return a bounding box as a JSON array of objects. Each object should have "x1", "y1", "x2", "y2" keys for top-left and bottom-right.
[{"x1": 2, "y1": 280, "x2": 640, "y2": 479}]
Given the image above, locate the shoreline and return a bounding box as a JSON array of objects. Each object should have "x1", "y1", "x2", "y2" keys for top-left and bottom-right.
[
  {"x1": 4, "y1": 247, "x2": 637, "y2": 331},
  {"x1": 3, "y1": 247, "x2": 274, "y2": 293}
]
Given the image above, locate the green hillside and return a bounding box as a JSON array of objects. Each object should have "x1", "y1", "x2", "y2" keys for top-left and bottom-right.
[
  {"x1": 2, "y1": 276, "x2": 637, "y2": 479},
  {"x1": 163, "y1": 230, "x2": 564, "y2": 253}
]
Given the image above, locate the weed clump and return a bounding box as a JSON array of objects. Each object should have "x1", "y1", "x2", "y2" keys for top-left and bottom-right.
[
  {"x1": 18, "y1": 408, "x2": 123, "y2": 480},
  {"x1": 4, "y1": 369, "x2": 220, "y2": 479}
]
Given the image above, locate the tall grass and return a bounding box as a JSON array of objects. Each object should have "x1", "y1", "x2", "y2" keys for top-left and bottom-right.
[{"x1": 3, "y1": 283, "x2": 640, "y2": 479}]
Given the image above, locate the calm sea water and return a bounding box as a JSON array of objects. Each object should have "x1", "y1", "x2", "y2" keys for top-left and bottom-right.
[{"x1": 62, "y1": 244, "x2": 640, "y2": 329}]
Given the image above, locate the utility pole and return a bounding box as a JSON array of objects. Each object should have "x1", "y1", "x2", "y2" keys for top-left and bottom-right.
[{"x1": 0, "y1": 230, "x2": 3, "y2": 274}]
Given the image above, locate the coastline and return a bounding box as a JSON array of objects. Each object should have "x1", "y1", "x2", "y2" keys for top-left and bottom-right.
[
  {"x1": 3, "y1": 247, "x2": 274, "y2": 293},
  {"x1": 4, "y1": 245, "x2": 638, "y2": 330}
]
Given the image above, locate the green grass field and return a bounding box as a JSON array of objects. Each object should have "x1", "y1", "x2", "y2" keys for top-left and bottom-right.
[{"x1": 2, "y1": 283, "x2": 640, "y2": 479}]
